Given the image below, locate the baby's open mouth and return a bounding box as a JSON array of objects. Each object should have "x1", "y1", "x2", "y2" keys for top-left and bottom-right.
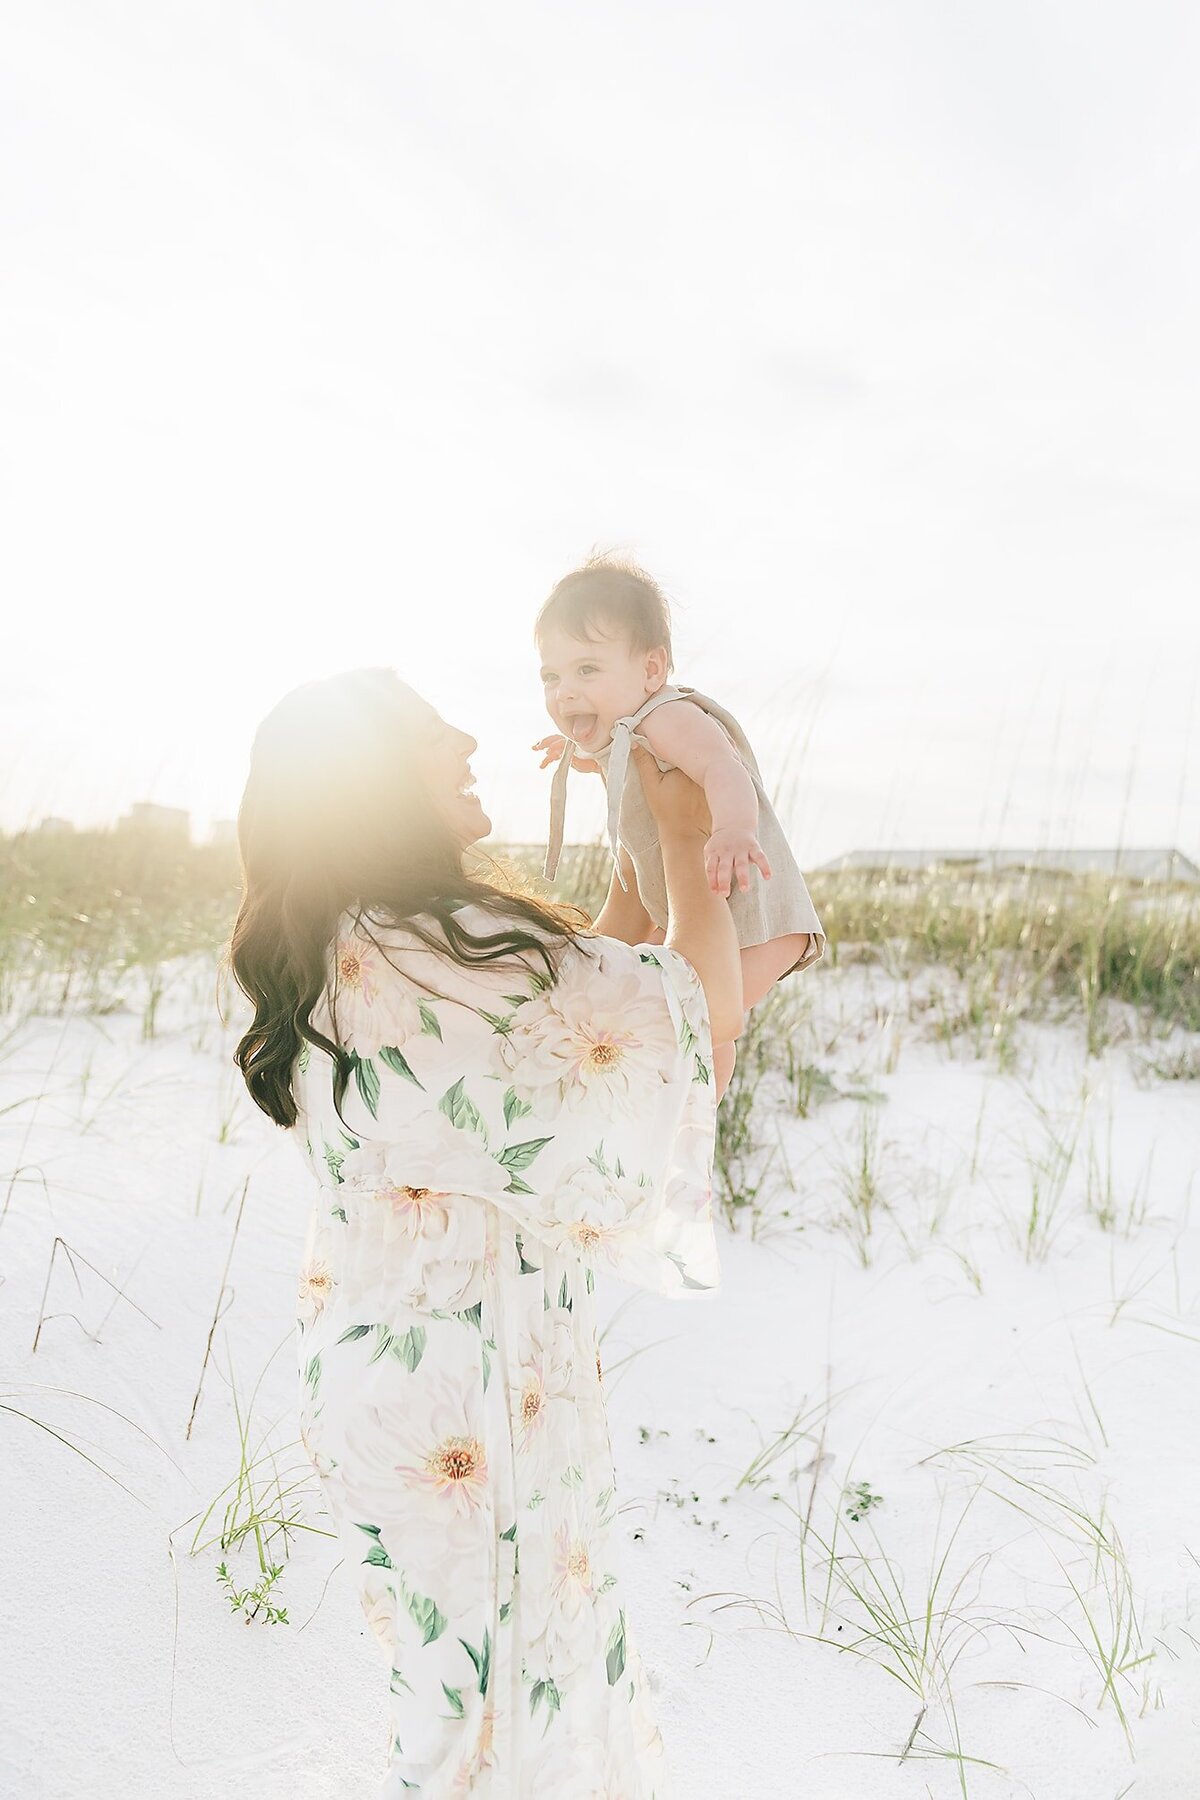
[{"x1": 566, "y1": 712, "x2": 600, "y2": 744}]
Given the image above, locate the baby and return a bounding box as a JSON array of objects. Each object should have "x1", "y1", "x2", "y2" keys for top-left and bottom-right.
[{"x1": 533, "y1": 554, "x2": 825, "y2": 1091}]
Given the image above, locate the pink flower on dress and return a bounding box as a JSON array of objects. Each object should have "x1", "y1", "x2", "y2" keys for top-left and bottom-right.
[
  {"x1": 320, "y1": 923, "x2": 422, "y2": 1058},
  {"x1": 499, "y1": 952, "x2": 678, "y2": 1118}
]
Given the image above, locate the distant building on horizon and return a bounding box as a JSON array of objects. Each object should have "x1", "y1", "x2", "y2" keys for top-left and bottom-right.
[
  {"x1": 35, "y1": 816, "x2": 75, "y2": 835},
  {"x1": 116, "y1": 802, "x2": 190, "y2": 840},
  {"x1": 816, "y1": 847, "x2": 1200, "y2": 885}
]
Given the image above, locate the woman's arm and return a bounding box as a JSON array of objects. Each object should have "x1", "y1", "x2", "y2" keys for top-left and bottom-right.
[
  {"x1": 640, "y1": 703, "x2": 771, "y2": 897},
  {"x1": 631, "y1": 746, "x2": 744, "y2": 1044},
  {"x1": 593, "y1": 846, "x2": 656, "y2": 942}
]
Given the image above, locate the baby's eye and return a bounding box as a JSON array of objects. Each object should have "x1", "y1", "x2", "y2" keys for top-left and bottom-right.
[{"x1": 579, "y1": 665, "x2": 598, "y2": 676}]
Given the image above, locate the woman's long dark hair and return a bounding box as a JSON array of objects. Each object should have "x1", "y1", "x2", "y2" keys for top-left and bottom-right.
[{"x1": 230, "y1": 667, "x2": 588, "y2": 1128}]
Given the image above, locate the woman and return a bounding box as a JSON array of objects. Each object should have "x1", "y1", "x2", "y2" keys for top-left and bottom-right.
[{"x1": 229, "y1": 668, "x2": 742, "y2": 1798}]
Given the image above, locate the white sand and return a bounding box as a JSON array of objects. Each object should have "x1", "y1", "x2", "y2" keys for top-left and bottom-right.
[{"x1": 2, "y1": 952, "x2": 1197, "y2": 1799}]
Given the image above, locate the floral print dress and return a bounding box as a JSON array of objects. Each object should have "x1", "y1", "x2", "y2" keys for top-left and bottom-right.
[{"x1": 291, "y1": 903, "x2": 720, "y2": 1798}]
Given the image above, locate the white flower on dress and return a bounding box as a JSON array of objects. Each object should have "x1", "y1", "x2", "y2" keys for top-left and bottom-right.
[
  {"x1": 448, "y1": 1704, "x2": 499, "y2": 1795},
  {"x1": 332, "y1": 1380, "x2": 493, "y2": 1621},
  {"x1": 499, "y1": 954, "x2": 677, "y2": 1119},
  {"x1": 512, "y1": 1313, "x2": 575, "y2": 1470},
  {"x1": 317, "y1": 923, "x2": 423, "y2": 1059},
  {"x1": 297, "y1": 1253, "x2": 334, "y2": 1324},
  {"x1": 526, "y1": 1732, "x2": 612, "y2": 1800},
  {"x1": 360, "y1": 1581, "x2": 397, "y2": 1656},
  {"x1": 522, "y1": 1498, "x2": 605, "y2": 1682},
  {"x1": 541, "y1": 1159, "x2": 656, "y2": 1267},
  {"x1": 334, "y1": 1118, "x2": 508, "y2": 1311},
  {"x1": 343, "y1": 1113, "x2": 511, "y2": 1205}
]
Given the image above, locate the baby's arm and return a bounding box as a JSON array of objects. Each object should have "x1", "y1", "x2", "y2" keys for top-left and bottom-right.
[
  {"x1": 593, "y1": 845, "x2": 657, "y2": 943},
  {"x1": 640, "y1": 702, "x2": 772, "y2": 898}
]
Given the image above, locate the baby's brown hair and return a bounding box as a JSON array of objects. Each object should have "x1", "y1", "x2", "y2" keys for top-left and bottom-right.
[{"x1": 535, "y1": 553, "x2": 674, "y2": 671}]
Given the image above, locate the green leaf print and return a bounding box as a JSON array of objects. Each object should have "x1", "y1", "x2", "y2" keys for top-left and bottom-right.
[
  {"x1": 504, "y1": 1174, "x2": 535, "y2": 1196},
  {"x1": 502, "y1": 993, "x2": 532, "y2": 1010},
  {"x1": 355, "y1": 1523, "x2": 394, "y2": 1570},
  {"x1": 418, "y1": 1002, "x2": 442, "y2": 1040},
  {"x1": 440, "y1": 1683, "x2": 465, "y2": 1719},
  {"x1": 586, "y1": 1143, "x2": 609, "y2": 1176},
  {"x1": 303, "y1": 1353, "x2": 322, "y2": 1395},
  {"x1": 606, "y1": 1609, "x2": 627, "y2": 1686},
  {"x1": 499, "y1": 1598, "x2": 512, "y2": 1624},
  {"x1": 350, "y1": 1052, "x2": 380, "y2": 1118},
  {"x1": 481, "y1": 1339, "x2": 491, "y2": 1391},
  {"x1": 331, "y1": 1205, "x2": 347, "y2": 1223},
  {"x1": 694, "y1": 1053, "x2": 711, "y2": 1085},
  {"x1": 297, "y1": 1040, "x2": 311, "y2": 1073},
  {"x1": 455, "y1": 1301, "x2": 483, "y2": 1330},
  {"x1": 557, "y1": 1273, "x2": 572, "y2": 1312},
  {"x1": 502, "y1": 1087, "x2": 533, "y2": 1128},
  {"x1": 322, "y1": 1143, "x2": 345, "y2": 1184},
  {"x1": 438, "y1": 1078, "x2": 488, "y2": 1143},
  {"x1": 458, "y1": 1626, "x2": 491, "y2": 1696},
  {"x1": 380, "y1": 1044, "x2": 424, "y2": 1087},
  {"x1": 390, "y1": 1668, "x2": 415, "y2": 1697},
  {"x1": 480, "y1": 1010, "x2": 514, "y2": 1037},
  {"x1": 401, "y1": 1580, "x2": 448, "y2": 1646},
  {"x1": 560, "y1": 1464, "x2": 583, "y2": 1488},
  {"x1": 499, "y1": 1522, "x2": 518, "y2": 1542},
  {"x1": 638, "y1": 951, "x2": 661, "y2": 966},
  {"x1": 368, "y1": 1326, "x2": 395, "y2": 1364},
  {"x1": 338, "y1": 1324, "x2": 372, "y2": 1344},
  {"x1": 529, "y1": 1676, "x2": 562, "y2": 1723},
  {"x1": 516, "y1": 1236, "x2": 541, "y2": 1275},
  {"x1": 497, "y1": 1136, "x2": 553, "y2": 1174},
  {"x1": 390, "y1": 1325, "x2": 427, "y2": 1372}
]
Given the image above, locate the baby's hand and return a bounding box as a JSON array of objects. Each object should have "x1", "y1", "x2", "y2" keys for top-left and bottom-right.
[
  {"x1": 533, "y1": 734, "x2": 601, "y2": 775},
  {"x1": 705, "y1": 827, "x2": 772, "y2": 896}
]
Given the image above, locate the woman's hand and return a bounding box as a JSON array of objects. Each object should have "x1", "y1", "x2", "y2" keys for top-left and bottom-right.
[
  {"x1": 705, "y1": 826, "x2": 772, "y2": 896},
  {"x1": 533, "y1": 734, "x2": 601, "y2": 776},
  {"x1": 631, "y1": 745, "x2": 712, "y2": 841}
]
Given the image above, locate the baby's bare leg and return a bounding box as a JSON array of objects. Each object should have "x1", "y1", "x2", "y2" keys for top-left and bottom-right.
[{"x1": 740, "y1": 933, "x2": 812, "y2": 1010}]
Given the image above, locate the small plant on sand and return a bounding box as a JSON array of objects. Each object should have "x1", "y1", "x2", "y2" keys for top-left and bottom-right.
[
  {"x1": 216, "y1": 1559, "x2": 290, "y2": 1625},
  {"x1": 827, "y1": 1107, "x2": 886, "y2": 1266},
  {"x1": 713, "y1": 1001, "x2": 780, "y2": 1226},
  {"x1": 1013, "y1": 1090, "x2": 1085, "y2": 1262},
  {"x1": 843, "y1": 1479, "x2": 883, "y2": 1523},
  {"x1": 178, "y1": 1348, "x2": 334, "y2": 1626}
]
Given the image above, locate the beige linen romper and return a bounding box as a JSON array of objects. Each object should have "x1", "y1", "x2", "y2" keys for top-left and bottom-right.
[{"x1": 544, "y1": 684, "x2": 825, "y2": 979}]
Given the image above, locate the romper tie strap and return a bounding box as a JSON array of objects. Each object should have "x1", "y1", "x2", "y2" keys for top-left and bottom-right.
[
  {"x1": 543, "y1": 737, "x2": 577, "y2": 881},
  {"x1": 542, "y1": 686, "x2": 692, "y2": 891}
]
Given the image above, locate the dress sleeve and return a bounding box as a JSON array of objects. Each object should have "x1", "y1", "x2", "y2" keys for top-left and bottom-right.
[{"x1": 317, "y1": 924, "x2": 722, "y2": 1302}]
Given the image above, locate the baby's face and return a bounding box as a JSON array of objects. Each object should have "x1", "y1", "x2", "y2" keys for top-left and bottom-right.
[{"x1": 537, "y1": 623, "x2": 665, "y2": 752}]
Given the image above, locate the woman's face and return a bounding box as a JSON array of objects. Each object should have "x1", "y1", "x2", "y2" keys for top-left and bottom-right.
[{"x1": 415, "y1": 702, "x2": 492, "y2": 846}]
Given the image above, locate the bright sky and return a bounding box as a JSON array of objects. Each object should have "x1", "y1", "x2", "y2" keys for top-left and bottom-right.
[{"x1": 3, "y1": 2, "x2": 1199, "y2": 864}]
